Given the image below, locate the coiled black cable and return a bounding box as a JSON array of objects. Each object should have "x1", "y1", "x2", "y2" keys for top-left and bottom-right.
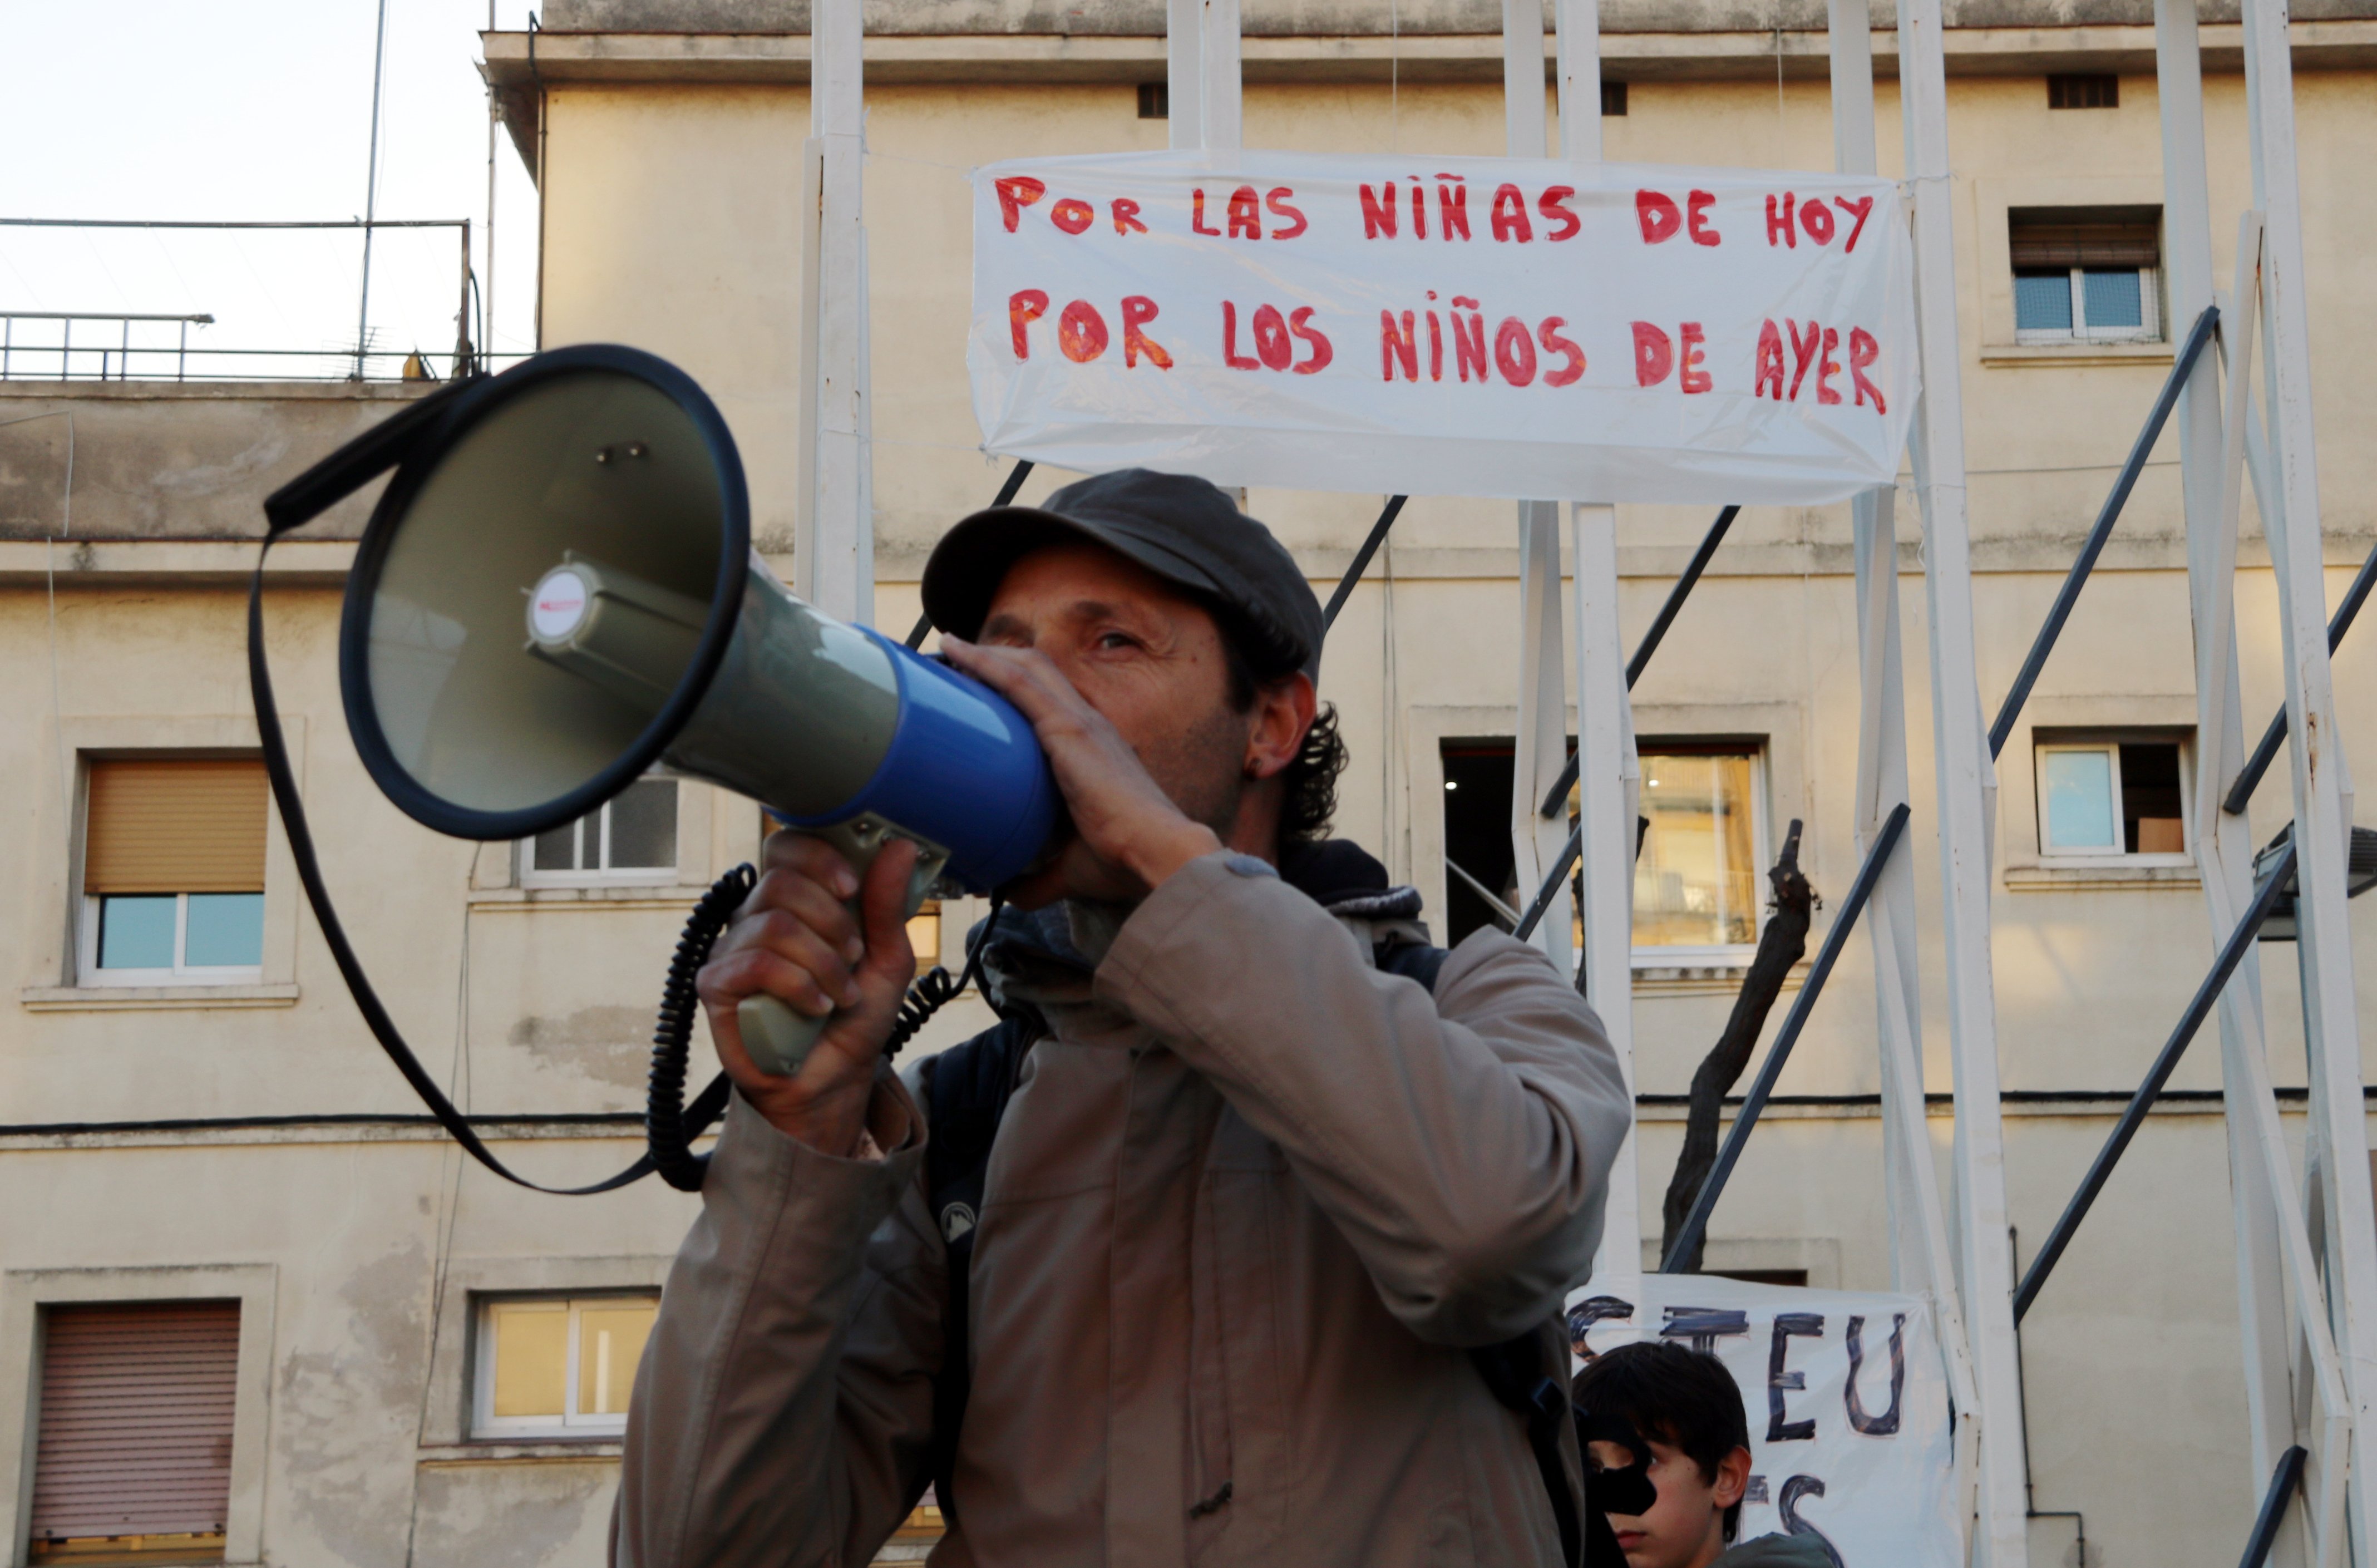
[
  {"x1": 647, "y1": 864, "x2": 753, "y2": 1191},
  {"x1": 645, "y1": 864, "x2": 999, "y2": 1192}
]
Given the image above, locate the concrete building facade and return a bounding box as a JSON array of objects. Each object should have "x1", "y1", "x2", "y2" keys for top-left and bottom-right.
[{"x1": 4, "y1": 1, "x2": 2375, "y2": 1564}]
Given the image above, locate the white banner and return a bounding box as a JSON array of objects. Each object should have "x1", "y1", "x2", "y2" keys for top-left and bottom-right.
[
  {"x1": 969, "y1": 150, "x2": 1916, "y2": 505},
  {"x1": 1570, "y1": 1274, "x2": 1960, "y2": 1568}
]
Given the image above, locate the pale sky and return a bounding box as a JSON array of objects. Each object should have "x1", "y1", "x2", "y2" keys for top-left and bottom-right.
[{"x1": 0, "y1": 1, "x2": 543, "y2": 377}]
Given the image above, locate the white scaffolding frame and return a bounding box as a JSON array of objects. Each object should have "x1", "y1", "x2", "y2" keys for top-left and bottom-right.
[{"x1": 790, "y1": 0, "x2": 2368, "y2": 1559}]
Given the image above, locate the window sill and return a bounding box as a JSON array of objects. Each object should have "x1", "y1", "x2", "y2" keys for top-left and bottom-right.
[
  {"x1": 418, "y1": 1438, "x2": 624, "y2": 1463},
  {"x1": 470, "y1": 883, "x2": 708, "y2": 912},
  {"x1": 22, "y1": 983, "x2": 299, "y2": 1012},
  {"x1": 2005, "y1": 861, "x2": 2200, "y2": 890},
  {"x1": 1981, "y1": 341, "x2": 2173, "y2": 367},
  {"x1": 1633, "y1": 960, "x2": 1807, "y2": 999}
]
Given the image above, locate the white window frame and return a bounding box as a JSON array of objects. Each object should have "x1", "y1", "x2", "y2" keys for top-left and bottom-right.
[
  {"x1": 1621, "y1": 744, "x2": 1771, "y2": 970},
  {"x1": 2033, "y1": 736, "x2": 2192, "y2": 863},
  {"x1": 517, "y1": 778, "x2": 681, "y2": 889},
  {"x1": 471, "y1": 1293, "x2": 659, "y2": 1440},
  {"x1": 76, "y1": 891, "x2": 264, "y2": 988},
  {"x1": 2014, "y1": 264, "x2": 2163, "y2": 345}
]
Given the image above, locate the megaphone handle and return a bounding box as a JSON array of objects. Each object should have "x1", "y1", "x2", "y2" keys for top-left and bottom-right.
[{"x1": 734, "y1": 816, "x2": 949, "y2": 1078}]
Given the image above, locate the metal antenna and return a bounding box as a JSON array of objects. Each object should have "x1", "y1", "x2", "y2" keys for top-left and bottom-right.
[{"x1": 355, "y1": 0, "x2": 393, "y2": 380}]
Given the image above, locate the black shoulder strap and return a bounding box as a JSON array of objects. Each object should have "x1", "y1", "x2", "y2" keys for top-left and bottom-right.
[
  {"x1": 1373, "y1": 935, "x2": 1449, "y2": 994},
  {"x1": 917, "y1": 1015, "x2": 1037, "y2": 1521},
  {"x1": 1380, "y1": 936, "x2": 1581, "y2": 1566},
  {"x1": 1469, "y1": 1330, "x2": 1585, "y2": 1568}
]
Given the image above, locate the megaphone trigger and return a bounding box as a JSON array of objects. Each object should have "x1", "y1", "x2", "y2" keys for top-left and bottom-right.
[{"x1": 735, "y1": 814, "x2": 951, "y2": 1077}]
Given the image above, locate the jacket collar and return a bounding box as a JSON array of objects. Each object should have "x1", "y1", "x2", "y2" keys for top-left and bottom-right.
[{"x1": 970, "y1": 838, "x2": 1424, "y2": 1010}]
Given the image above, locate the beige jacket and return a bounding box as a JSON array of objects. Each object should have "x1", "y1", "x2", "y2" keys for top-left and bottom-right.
[{"x1": 613, "y1": 850, "x2": 1631, "y2": 1568}]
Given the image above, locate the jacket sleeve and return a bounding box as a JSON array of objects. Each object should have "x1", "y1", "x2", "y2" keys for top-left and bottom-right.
[
  {"x1": 1094, "y1": 852, "x2": 1632, "y2": 1347},
  {"x1": 610, "y1": 1074, "x2": 944, "y2": 1568}
]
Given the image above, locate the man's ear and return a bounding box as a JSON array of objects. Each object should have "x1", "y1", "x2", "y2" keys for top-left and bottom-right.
[
  {"x1": 1245, "y1": 672, "x2": 1318, "y2": 780},
  {"x1": 1712, "y1": 1446, "x2": 1752, "y2": 1510}
]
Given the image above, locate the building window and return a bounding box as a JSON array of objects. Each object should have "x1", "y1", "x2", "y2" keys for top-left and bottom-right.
[
  {"x1": 522, "y1": 777, "x2": 678, "y2": 886},
  {"x1": 79, "y1": 758, "x2": 267, "y2": 986},
  {"x1": 473, "y1": 1295, "x2": 659, "y2": 1439},
  {"x1": 1626, "y1": 744, "x2": 1767, "y2": 961},
  {"x1": 2035, "y1": 732, "x2": 2188, "y2": 856},
  {"x1": 1601, "y1": 81, "x2": 1628, "y2": 116},
  {"x1": 29, "y1": 1300, "x2": 240, "y2": 1564},
  {"x1": 2047, "y1": 73, "x2": 2118, "y2": 109},
  {"x1": 1438, "y1": 740, "x2": 1768, "y2": 963},
  {"x1": 2011, "y1": 207, "x2": 2162, "y2": 344},
  {"x1": 1138, "y1": 82, "x2": 1168, "y2": 119}
]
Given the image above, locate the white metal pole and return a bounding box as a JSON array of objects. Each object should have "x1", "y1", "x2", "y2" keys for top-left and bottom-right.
[
  {"x1": 1548, "y1": 0, "x2": 1639, "y2": 1297},
  {"x1": 1199, "y1": 0, "x2": 1242, "y2": 153},
  {"x1": 1554, "y1": 0, "x2": 1603, "y2": 163},
  {"x1": 796, "y1": 0, "x2": 871, "y2": 626},
  {"x1": 1833, "y1": 0, "x2": 1983, "y2": 1503},
  {"x1": 1166, "y1": 0, "x2": 1204, "y2": 150},
  {"x1": 2241, "y1": 0, "x2": 2377, "y2": 1556},
  {"x1": 2158, "y1": 3, "x2": 2307, "y2": 1552},
  {"x1": 1893, "y1": 2, "x2": 2027, "y2": 1564}
]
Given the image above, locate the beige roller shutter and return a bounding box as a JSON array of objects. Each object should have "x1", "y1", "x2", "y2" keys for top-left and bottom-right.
[
  {"x1": 2009, "y1": 219, "x2": 2159, "y2": 270},
  {"x1": 85, "y1": 760, "x2": 267, "y2": 895},
  {"x1": 29, "y1": 1301, "x2": 240, "y2": 1554}
]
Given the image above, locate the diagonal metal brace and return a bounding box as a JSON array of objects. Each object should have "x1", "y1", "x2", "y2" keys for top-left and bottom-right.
[
  {"x1": 1537, "y1": 504, "x2": 1740, "y2": 820},
  {"x1": 1987, "y1": 305, "x2": 2220, "y2": 758},
  {"x1": 2223, "y1": 536, "x2": 2377, "y2": 814},
  {"x1": 2011, "y1": 840, "x2": 2296, "y2": 1321}
]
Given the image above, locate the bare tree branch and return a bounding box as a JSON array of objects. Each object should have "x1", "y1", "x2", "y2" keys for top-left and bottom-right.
[{"x1": 1659, "y1": 818, "x2": 1815, "y2": 1274}]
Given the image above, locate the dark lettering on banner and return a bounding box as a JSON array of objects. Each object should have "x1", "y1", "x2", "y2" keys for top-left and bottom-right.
[
  {"x1": 1778, "y1": 1476, "x2": 1847, "y2": 1568},
  {"x1": 1658, "y1": 1307, "x2": 1751, "y2": 1357},
  {"x1": 1767, "y1": 1312, "x2": 1824, "y2": 1442},
  {"x1": 1844, "y1": 1314, "x2": 1906, "y2": 1436},
  {"x1": 1566, "y1": 1294, "x2": 1638, "y2": 1361}
]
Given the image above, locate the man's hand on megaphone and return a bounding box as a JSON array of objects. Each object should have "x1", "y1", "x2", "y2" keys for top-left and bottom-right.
[
  {"x1": 941, "y1": 634, "x2": 1224, "y2": 908},
  {"x1": 696, "y1": 833, "x2": 920, "y2": 1155}
]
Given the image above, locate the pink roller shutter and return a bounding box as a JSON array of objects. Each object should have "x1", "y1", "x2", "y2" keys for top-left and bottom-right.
[{"x1": 29, "y1": 1302, "x2": 239, "y2": 1545}]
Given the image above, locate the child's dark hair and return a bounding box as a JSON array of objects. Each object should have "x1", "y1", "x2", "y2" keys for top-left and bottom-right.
[{"x1": 1573, "y1": 1340, "x2": 1752, "y2": 1541}]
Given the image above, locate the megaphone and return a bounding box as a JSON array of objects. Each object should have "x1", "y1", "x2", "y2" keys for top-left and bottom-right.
[{"x1": 270, "y1": 344, "x2": 1055, "y2": 1076}]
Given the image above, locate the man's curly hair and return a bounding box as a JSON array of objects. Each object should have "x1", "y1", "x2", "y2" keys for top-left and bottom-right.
[{"x1": 1209, "y1": 603, "x2": 1349, "y2": 846}]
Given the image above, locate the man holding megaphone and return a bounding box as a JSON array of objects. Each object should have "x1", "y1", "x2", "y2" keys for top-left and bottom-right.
[{"x1": 611, "y1": 470, "x2": 1631, "y2": 1568}]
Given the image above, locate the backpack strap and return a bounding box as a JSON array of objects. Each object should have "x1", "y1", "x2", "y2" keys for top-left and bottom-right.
[{"x1": 1469, "y1": 1332, "x2": 1585, "y2": 1568}]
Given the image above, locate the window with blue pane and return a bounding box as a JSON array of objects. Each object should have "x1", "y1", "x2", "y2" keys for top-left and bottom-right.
[
  {"x1": 2035, "y1": 733, "x2": 2190, "y2": 858},
  {"x1": 2009, "y1": 208, "x2": 2162, "y2": 344},
  {"x1": 81, "y1": 758, "x2": 269, "y2": 984}
]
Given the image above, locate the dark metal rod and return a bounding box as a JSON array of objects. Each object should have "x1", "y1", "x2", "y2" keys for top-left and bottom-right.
[
  {"x1": 2236, "y1": 1447, "x2": 2307, "y2": 1568},
  {"x1": 2011, "y1": 840, "x2": 2295, "y2": 1322},
  {"x1": 2223, "y1": 536, "x2": 2377, "y2": 815},
  {"x1": 1538, "y1": 504, "x2": 1740, "y2": 821},
  {"x1": 1321, "y1": 495, "x2": 1409, "y2": 633},
  {"x1": 1988, "y1": 305, "x2": 2220, "y2": 759},
  {"x1": 907, "y1": 460, "x2": 1035, "y2": 648},
  {"x1": 1511, "y1": 822, "x2": 1582, "y2": 943},
  {"x1": 1660, "y1": 802, "x2": 1911, "y2": 1274}
]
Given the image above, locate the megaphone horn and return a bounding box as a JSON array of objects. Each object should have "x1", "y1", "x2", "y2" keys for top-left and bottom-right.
[{"x1": 281, "y1": 344, "x2": 1054, "y2": 1076}]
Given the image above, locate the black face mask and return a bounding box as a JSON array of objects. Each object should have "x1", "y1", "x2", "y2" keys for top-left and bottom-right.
[{"x1": 1576, "y1": 1408, "x2": 1659, "y2": 1568}]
